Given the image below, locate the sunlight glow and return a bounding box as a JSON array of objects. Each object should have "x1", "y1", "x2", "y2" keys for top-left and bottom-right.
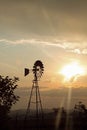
[{"x1": 60, "y1": 62, "x2": 85, "y2": 82}]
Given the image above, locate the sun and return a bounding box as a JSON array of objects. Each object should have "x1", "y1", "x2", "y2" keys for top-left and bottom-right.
[{"x1": 60, "y1": 62, "x2": 85, "y2": 82}]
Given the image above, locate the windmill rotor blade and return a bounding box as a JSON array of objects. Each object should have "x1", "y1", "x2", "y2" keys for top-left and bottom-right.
[{"x1": 24, "y1": 68, "x2": 29, "y2": 76}]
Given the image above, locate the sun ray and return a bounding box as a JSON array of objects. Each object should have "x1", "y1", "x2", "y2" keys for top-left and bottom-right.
[
  {"x1": 55, "y1": 98, "x2": 65, "y2": 130},
  {"x1": 59, "y1": 61, "x2": 85, "y2": 129}
]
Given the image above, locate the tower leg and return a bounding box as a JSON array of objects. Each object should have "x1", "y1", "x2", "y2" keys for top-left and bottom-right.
[
  {"x1": 37, "y1": 86, "x2": 44, "y2": 118},
  {"x1": 24, "y1": 82, "x2": 34, "y2": 121},
  {"x1": 36, "y1": 85, "x2": 39, "y2": 118},
  {"x1": 24, "y1": 80, "x2": 44, "y2": 130}
]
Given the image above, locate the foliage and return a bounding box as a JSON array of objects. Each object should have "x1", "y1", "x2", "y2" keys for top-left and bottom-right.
[
  {"x1": 74, "y1": 101, "x2": 87, "y2": 113},
  {"x1": 0, "y1": 75, "x2": 19, "y2": 114}
]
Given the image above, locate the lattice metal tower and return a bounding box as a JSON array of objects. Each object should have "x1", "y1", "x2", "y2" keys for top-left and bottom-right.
[{"x1": 24, "y1": 60, "x2": 44, "y2": 120}]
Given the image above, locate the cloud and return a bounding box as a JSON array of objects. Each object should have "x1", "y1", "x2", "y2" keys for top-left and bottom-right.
[
  {"x1": 67, "y1": 48, "x2": 87, "y2": 55},
  {"x1": 68, "y1": 49, "x2": 81, "y2": 54},
  {"x1": 41, "y1": 87, "x2": 87, "y2": 98},
  {"x1": 0, "y1": 38, "x2": 73, "y2": 49},
  {"x1": 0, "y1": 0, "x2": 87, "y2": 42},
  {"x1": 13, "y1": 86, "x2": 87, "y2": 110},
  {"x1": 82, "y1": 49, "x2": 87, "y2": 54},
  {"x1": 0, "y1": 38, "x2": 87, "y2": 55}
]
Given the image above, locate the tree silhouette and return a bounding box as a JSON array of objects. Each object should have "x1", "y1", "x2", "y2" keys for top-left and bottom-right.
[
  {"x1": 74, "y1": 101, "x2": 87, "y2": 114},
  {"x1": 0, "y1": 75, "x2": 19, "y2": 114},
  {"x1": 73, "y1": 101, "x2": 87, "y2": 130},
  {"x1": 0, "y1": 75, "x2": 20, "y2": 129}
]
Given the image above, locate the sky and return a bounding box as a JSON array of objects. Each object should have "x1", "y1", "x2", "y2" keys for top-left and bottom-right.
[{"x1": 0, "y1": 0, "x2": 87, "y2": 110}]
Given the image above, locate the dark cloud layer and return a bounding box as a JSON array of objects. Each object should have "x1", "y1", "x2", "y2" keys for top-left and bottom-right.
[
  {"x1": 13, "y1": 86, "x2": 87, "y2": 110},
  {"x1": 0, "y1": 0, "x2": 87, "y2": 41}
]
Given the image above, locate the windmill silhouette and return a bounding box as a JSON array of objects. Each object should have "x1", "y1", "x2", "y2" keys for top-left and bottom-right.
[{"x1": 24, "y1": 60, "x2": 44, "y2": 120}]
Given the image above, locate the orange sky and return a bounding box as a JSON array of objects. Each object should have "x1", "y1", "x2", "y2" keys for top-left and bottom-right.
[{"x1": 0, "y1": 0, "x2": 87, "y2": 109}]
